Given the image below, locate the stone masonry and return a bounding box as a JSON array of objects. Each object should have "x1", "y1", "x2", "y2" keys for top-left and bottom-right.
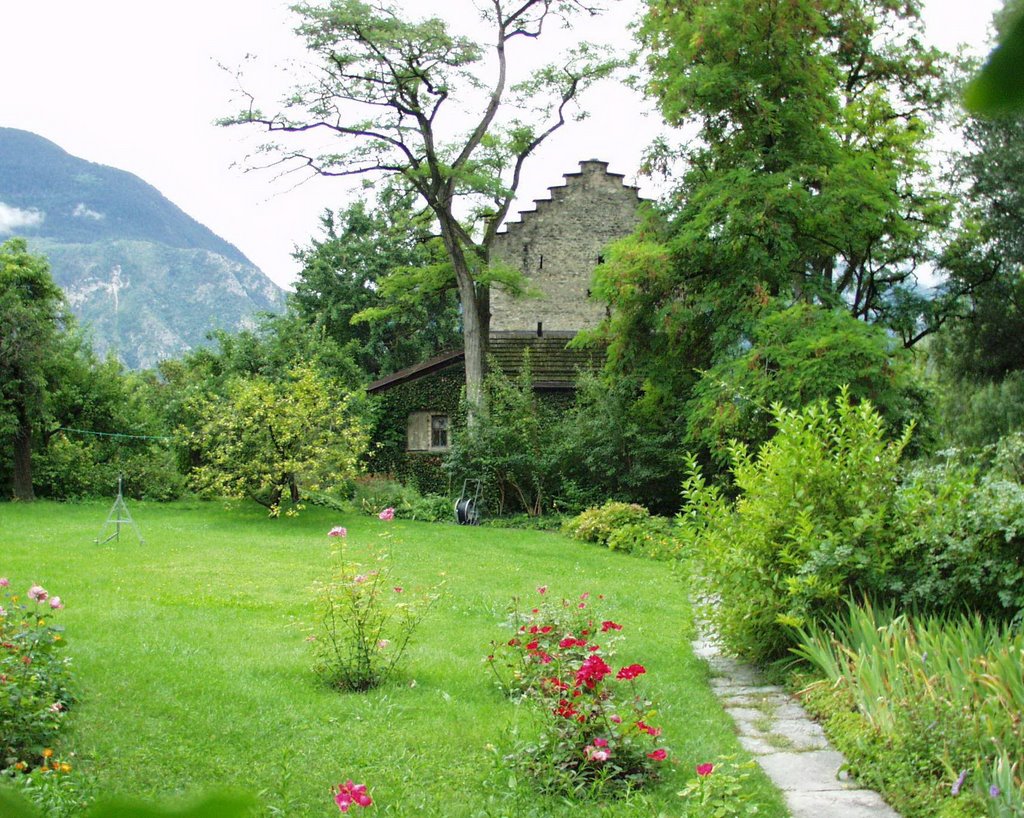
[{"x1": 490, "y1": 159, "x2": 642, "y2": 332}]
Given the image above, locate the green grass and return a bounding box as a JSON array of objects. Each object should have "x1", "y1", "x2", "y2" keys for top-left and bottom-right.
[{"x1": 1, "y1": 500, "x2": 788, "y2": 817}]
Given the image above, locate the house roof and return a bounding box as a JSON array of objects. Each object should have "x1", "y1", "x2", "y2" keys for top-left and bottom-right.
[
  {"x1": 366, "y1": 348, "x2": 465, "y2": 394},
  {"x1": 489, "y1": 331, "x2": 602, "y2": 388},
  {"x1": 365, "y1": 331, "x2": 601, "y2": 394}
]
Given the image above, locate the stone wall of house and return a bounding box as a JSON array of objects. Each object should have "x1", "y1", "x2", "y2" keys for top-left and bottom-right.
[{"x1": 490, "y1": 159, "x2": 642, "y2": 333}]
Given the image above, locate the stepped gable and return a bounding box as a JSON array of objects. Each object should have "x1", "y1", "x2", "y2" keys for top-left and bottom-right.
[{"x1": 490, "y1": 159, "x2": 642, "y2": 333}]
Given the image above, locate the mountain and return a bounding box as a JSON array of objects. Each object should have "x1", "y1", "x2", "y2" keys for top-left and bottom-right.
[{"x1": 0, "y1": 127, "x2": 285, "y2": 369}]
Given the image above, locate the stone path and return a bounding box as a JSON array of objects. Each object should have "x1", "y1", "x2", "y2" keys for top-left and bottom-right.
[{"x1": 692, "y1": 633, "x2": 902, "y2": 818}]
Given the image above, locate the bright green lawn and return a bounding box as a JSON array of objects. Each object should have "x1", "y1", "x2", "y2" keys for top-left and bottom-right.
[{"x1": 1, "y1": 500, "x2": 788, "y2": 817}]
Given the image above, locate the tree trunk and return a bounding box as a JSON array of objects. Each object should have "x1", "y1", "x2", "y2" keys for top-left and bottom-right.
[
  {"x1": 442, "y1": 221, "x2": 490, "y2": 424},
  {"x1": 12, "y1": 418, "x2": 35, "y2": 501}
]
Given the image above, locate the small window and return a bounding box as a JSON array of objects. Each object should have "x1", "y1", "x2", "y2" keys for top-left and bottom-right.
[{"x1": 431, "y1": 414, "x2": 449, "y2": 449}]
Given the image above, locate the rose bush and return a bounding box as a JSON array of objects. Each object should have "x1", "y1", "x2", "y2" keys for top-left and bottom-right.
[
  {"x1": 0, "y1": 578, "x2": 74, "y2": 772},
  {"x1": 487, "y1": 589, "x2": 669, "y2": 796}
]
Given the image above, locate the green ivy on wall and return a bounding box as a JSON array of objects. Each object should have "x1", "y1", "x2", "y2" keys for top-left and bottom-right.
[{"x1": 366, "y1": 365, "x2": 465, "y2": 494}]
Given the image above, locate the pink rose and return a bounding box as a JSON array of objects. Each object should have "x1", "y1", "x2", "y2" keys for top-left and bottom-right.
[
  {"x1": 27, "y1": 585, "x2": 47, "y2": 602},
  {"x1": 328, "y1": 526, "x2": 347, "y2": 537},
  {"x1": 648, "y1": 749, "x2": 668, "y2": 761},
  {"x1": 378, "y1": 507, "x2": 395, "y2": 521},
  {"x1": 0, "y1": 577, "x2": 9, "y2": 587},
  {"x1": 49, "y1": 596, "x2": 63, "y2": 610},
  {"x1": 697, "y1": 762, "x2": 714, "y2": 776}
]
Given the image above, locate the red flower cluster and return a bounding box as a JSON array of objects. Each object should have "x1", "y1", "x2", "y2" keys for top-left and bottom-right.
[
  {"x1": 559, "y1": 636, "x2": 588, "y2": 649},
  {"x1": 575, "y1": 654, "x2": 613, "y2": 689},
  {"x1": 616, "y1": 663, "x2": 647, "y2": 681},
  {"x1": 555, "y1": 698, "x2": 584, "y2": 722},
  {"x1": 601, "y1": 620, "x2": 623, "y2": 632},
  {"x1": 636, "y1": 720, "x2": 662, "y2": 737}
]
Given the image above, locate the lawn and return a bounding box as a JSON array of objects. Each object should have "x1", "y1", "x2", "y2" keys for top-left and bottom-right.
[{"x1": 1, "y1": 500, "x2": 788, "y2": 817}]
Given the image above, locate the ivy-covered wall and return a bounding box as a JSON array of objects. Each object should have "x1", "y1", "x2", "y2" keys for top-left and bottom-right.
[
  {"x1": 366, "y1": 364, "x2": 465, "y2": 495},
  {"x1": 366, "y1": 362, "x2": 579, "y2": 498}
]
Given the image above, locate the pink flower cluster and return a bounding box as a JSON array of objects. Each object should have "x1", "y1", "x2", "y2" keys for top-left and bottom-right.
[
  {"x1": 585, "y1": 737, "x2": 611, "y2": 762},
  {"x1": 378, "y1": 507, "x2": 395, "y2": 521},
  {"x1": 333, "y1": 780, "x2": 372, "y2": 812}
]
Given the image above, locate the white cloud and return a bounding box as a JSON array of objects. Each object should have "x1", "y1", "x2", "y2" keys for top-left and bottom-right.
[
  {"x1": 73, "y1": 202, "x2": 105, "y2": 220},
  {"x1": 0, "y1": 202, "x2": 45, "y2": 235}
]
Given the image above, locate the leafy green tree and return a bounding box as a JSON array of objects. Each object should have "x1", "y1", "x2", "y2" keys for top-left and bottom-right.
[
  {"x1": 290, "y1": 198, "x2": 460, "y2": 379},
  {"x1": 594, "y1": 0, "x2": 950, "y2": 418},
  {"x1": 186, "y1": 363, "x2": 368, "y2": 514},
  {"x1": 0, "y1": 238, "x2": 68, "y2": 500},
  {"x1": 553, "y1": 371, "x2": 684, "y2": 514},
  {"x1": 685, "y1": 303, "x2": 932, "y2": 469},
  {"x1": 222, "y1": 0, "x2": 619, "y2": 415},
  {"x1": 445, "y1": 354, "x2": 561, "y2": 516}
]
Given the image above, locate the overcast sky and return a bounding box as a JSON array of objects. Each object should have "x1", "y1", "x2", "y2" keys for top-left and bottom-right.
[{"x1": 0, "y1": 0, "x2": 1005, "y2": 289}]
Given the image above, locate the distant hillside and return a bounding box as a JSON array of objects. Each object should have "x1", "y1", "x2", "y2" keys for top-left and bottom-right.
[{"x1": 0, "y1": 127, "x2": 284, "y2": 369}]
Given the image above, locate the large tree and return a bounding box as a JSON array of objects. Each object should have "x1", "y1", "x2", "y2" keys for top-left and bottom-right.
[
  {"x1": 223, "y1": 0, "x2": 618, "y2": 415},
  {"x1": 290, "y1": 196, "x2": 461, "y2": 378},
  {"x1": 0, "y1": 238, "x2": 67, "y2": 500},
  {"x1": 592, "y1": 0, "x2": 950, "y2": 412}
]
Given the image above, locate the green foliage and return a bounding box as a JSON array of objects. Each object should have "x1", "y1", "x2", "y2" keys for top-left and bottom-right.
[
  {"x1": 562, "y1": 501, "x2": 652, "y2": 546},
  {"x1": 683, "y1": 392, "x2": 912, "y2": 664},
  {"x1": 311, "y1": 530, "x2": 442, "y2": 692},
  {"x1": 594, "y1": 0, "x2": 951, "y2": 453},
  {"x1": 677, "y1": 758, "x2": 762, "y2": 818},
  {"x1": 351, "y1": 475, "x2": 451, "y2": 522},
  {"x1": 964, "y1": 6, "x2": 1024, "y2": 115},
  {"x1": 445, "y1": 356, "x2": 562, "y2": 516},
  {"x1": 686, "y1": 303, "x2": 933, "y2": 469},
  {"x1": 366, "y1": 367, "x2": 463, "y2": 494},
  {"x1": 186, "y1": 363, "x2": 368, "y2": 515},
  {"x1": 290, "y1": 198, "x2": 461, "y2": 380},
  {"x1": 33, "y1": 434, "x2": 184, "y2": 502},
  {"x1": 0, "y1": 580, "x2": 74, "y2": 773},
  {"x1": 0, "y1": 238, "x2": 68, "y2": 501},
  {"x1": 886, "y1": 453, "x2": 1024, "y2": 620},
  {"x1": 937, "y1": 372, "x2": 1024, "y2": 449},
  {"x1": 224, "y1": 0, "x2": 622, "y2": 410},
  {"x1": 552, "y1": 372, "x2": 686, "y2": 515},
  {"x1": 795, "y1": 602, "x2": 1024, "y2": 818}
]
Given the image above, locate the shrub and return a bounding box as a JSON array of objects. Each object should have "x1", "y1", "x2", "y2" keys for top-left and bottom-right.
[
  {"x1": 0, "y1": 579, "x2": 74, "y2": 772},
  {"x1": 562, "y1": 501, "x2": 652, "y2": 545},
  {"x1": 310, "y1": 527, "x2": 441, "y2": 692},
  {"x1": 34, "y1": 435, "x2": 186, "y2": 502},
  {"x1": 887, "y1": 458, "x2": 1024, "y2": 620},
  {"x1": 444, "y1": 356, "x2": 563, "y2": 517},
  {"x1": 486, "y1": 589, "x2": 670, "y2": 797},
  {"x1": 351, "y1": 475, "x2": 421, "y2": 518},
  {"x1": 682, "y1": 391, "x2": 912, "y2": 664},
  {"x1": 351, "y1": 476, "x2": 451, "y2": 522}
]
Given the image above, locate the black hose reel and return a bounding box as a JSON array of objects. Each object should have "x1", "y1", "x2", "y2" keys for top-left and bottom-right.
[{"x1": 455, "y1": 479, "x2": 482, "y2": 525}]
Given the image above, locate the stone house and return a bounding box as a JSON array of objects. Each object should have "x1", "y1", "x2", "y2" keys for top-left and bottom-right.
[{"x1": 366, "y1": 159, "x2": 643, "y2": 491}]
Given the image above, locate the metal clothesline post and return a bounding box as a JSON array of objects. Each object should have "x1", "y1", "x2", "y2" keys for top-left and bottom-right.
[{"x1": 95, "y1": 475, "x2": 145, "y2": 544}]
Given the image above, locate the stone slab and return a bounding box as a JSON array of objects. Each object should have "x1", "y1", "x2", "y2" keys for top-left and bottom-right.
[
  {"x1": 785, "y1": 789, "x2": 902, "y2": 818},
  {"x1": 757, "y1": 750, "x2": 854, "y2": 791}
]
